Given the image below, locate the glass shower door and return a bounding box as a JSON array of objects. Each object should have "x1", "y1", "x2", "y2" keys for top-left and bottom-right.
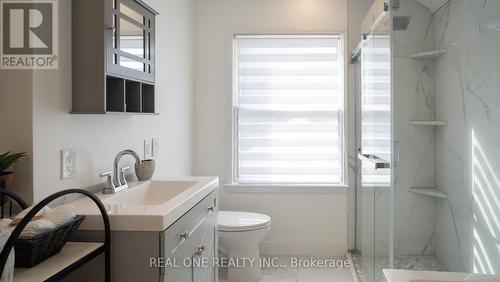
[
  {"x1": 355, "y1": 34, "x2": 377, "y2": 282},
  {"x1": 355, "y1": 23, "x2": 392, "y2": 282},
  {"x1": 372, "y1": 31, "x2": 392, "y2": 282}
]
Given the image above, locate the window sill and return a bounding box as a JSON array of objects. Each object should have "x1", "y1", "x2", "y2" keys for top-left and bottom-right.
[{"x1": 224, "y1": 183, "x2": 349, "y2": 194}]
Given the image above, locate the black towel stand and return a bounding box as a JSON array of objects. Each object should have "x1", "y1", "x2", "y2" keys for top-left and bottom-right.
[{"x1": 0, "y1": 188, "x2": 111, "y2": 282}]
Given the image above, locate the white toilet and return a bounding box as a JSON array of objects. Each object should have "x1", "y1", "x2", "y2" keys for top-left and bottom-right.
[{"x1": 218, "y1": 211, "x2": 271, "y2": 282}]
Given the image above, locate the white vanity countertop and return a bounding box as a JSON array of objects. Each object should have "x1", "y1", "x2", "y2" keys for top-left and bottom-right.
[
  {"x1": 383, "y1": 269, "x2": 500, "y2": 282},
  {"x1": 64, "y1": 177, "x2": 219, "y2": 232}
]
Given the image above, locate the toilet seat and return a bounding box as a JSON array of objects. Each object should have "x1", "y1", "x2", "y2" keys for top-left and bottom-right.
[{"x1": 218, "y1": 211, "x2": 271, "y2": 232}]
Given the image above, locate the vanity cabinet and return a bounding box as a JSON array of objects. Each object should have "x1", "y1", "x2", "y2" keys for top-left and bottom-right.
[
  {"x1": 62, "y1": 179, "x2": 219, "y2": 282},
  {"x1": 161, "y1": 191, "x2": 218, "y2": 282},
  {"x1": 72, "y1": 0, "x2": 158, "y2": 114}
]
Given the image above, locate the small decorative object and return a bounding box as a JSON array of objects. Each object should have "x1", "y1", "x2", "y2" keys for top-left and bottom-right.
[
  {"x1": 0, "y1": 151, "x2": 26, "y2": 191},
  {"x1": 135, "y1": 159, "x2": 155, "y2": 181}
]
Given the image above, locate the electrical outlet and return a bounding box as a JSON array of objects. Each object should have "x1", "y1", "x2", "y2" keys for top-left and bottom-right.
[
  {"x1": 61, "y1": 149, "x2": 76, "y2": 179},
  {"x1": 152, "y1": 138, "x2": 159, "y2": 158},
  {"x1": 144, "y1": 139, "x2": 153, "y2": 159}
]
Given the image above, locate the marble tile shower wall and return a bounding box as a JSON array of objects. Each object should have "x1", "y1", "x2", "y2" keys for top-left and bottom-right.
[
  {"x1": 374, "y1": 0, "x2": 438, "y2": 256},
  {"x1": 434, "y1": 0, "x2": 500, "y2": 274}
]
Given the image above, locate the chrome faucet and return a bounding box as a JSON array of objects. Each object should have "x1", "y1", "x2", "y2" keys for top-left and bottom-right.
[{"x1": 100, "y1": 150, "x2": 142, "y2": 194}]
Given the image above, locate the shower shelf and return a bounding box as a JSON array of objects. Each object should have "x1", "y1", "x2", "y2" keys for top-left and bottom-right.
[
  {"x1": 410, "y1": 188, "x2": 448, "y2": 199},
  {"x1": 410, "y1": 49, "x2": 447, "y2": 59},
  {"x1": 409, "y1": 120, "x2": 448, "y2": 126}
]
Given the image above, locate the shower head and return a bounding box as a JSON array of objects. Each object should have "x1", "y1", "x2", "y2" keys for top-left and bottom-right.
[{"x1": 393, "y1": 16, "x2": 411, "y2": 31}]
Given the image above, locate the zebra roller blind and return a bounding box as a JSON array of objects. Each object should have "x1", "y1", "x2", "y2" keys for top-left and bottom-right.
[{"x1": 233, "y1": 35, "x2": 345, "y2": 184}]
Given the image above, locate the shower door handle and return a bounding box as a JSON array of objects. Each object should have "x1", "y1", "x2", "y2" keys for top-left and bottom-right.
[{"x1": 357, "y1": 153, "x2": 391, "y2": 169}]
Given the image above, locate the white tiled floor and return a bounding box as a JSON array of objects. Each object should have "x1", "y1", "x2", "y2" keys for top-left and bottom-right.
[
  {"x1": 220, "y1": 257, "x2": 354, "y2": 282},
  {"x1": 297, "y1": 267, "x2": 353, "y2": 282},
  {"x1": 351, "y1": 252, "x2": 447, "y2": 282}
]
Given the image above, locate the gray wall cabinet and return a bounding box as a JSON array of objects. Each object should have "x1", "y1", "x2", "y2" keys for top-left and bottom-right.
[{"x1": 72, "y1": 0, "x2": 158, "y2": 114}]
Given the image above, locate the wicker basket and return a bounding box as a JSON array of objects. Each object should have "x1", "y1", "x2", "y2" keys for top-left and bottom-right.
[{"x1": 14, "y1": 215, "x2": 85, "y2": 267}]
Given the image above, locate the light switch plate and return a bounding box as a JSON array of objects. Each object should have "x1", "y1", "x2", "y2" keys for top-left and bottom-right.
[
  {"x1": 61, "y1": 149, "x2": 76, "y2": 179},
  {"x1": 152, "y1": 138, "x2": 159, "y2": 158},
  {"x1": 144, "y1": 139, "x2": 153, "y2": 159}
]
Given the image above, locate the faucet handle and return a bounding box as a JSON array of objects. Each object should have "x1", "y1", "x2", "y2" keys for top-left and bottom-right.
[
  {"x1": 120, "y1": 166, "x2": 131, "y2": 186},
  {"x1": 100, "y1": 171, "x2": 115, "y2": 194},
  {"x1": 100, "y1": 171, "x2": 113, "y2": 177}
]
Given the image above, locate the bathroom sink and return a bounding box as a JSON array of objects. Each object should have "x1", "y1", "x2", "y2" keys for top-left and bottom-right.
[
  {"x1": 384, "y1": 269, "x2": 500, "y2": 282},
  {"x1": 104, "y1": 180, "x2": 198, "y2": 206},
  {"x1": 64, "y1": 177, "x2": 218, "y2": 232}
]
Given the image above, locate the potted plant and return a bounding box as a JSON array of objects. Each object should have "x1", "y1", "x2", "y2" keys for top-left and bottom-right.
[{"x1": 0, "y1": 151, "x2": 26, "y2": 190}]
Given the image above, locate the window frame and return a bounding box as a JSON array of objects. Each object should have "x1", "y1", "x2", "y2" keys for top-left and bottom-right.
[{"x1": 230, "y1": 32, "x2": 347, "y2": 186}]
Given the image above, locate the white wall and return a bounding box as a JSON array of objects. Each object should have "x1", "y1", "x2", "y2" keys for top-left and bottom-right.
[
  {"x1": 29, "y1": 0, "x2": 195, "y2": 201},
  {"x1": 391, "y1": 0, "x2": 438, "y2": 256},
  {"x1": 348, "y1": 0, "x2": 374, "y2": 50},
  {"x1": 193, "y1": 0, "x2": 350, "y2": 256},
  {"x1": 435, "y1": 0, "x2": 500, "y2": 273},
  {"x1": 0, "y1": 71, "x2": 34, "y2": 202}
]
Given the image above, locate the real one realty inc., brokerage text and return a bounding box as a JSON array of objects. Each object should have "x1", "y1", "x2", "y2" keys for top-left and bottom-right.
[{"x1": 149, "y1": 257, "x2": 351, "y2": 269}]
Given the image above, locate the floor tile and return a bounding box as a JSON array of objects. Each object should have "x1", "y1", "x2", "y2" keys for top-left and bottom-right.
[
  {"x1": 298, "y1": 267, "x2": 352, "y2": 282},
  {"x1": 221, "y1": 256, "x2": 354, "y2": 282}
]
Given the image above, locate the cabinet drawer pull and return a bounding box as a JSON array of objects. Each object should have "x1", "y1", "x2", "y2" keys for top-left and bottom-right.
[{"x1": 180, "y1": 231, "x2": 190, "y2": 240}]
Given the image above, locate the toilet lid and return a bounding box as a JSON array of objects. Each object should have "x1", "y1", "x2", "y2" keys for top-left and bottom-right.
[{"x1": 218, "y1": 211, "x2": 271, "y2": 231}]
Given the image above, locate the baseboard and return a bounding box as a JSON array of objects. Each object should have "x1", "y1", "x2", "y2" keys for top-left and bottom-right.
[{"x1": 259, "y1": 242, "x2": 347, "y2": 257}]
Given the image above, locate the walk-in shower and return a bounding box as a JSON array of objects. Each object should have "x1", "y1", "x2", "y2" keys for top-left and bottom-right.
[{"x1": 351, "y1": 0, "x2": 500, "y2": 281}]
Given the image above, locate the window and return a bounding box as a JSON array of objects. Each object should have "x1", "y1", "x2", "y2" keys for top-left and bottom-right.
[{"x1": 232, "y1": 34, "x2": 345, "y2": 185}]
